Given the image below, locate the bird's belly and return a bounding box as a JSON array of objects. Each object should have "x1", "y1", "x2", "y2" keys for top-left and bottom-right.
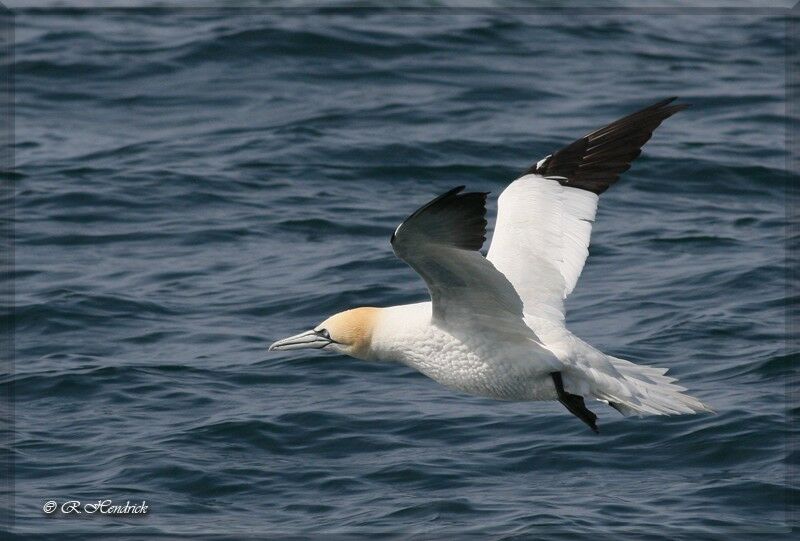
[{"x1": 396, "y1": 329, "x2": 557, "y2": 401}]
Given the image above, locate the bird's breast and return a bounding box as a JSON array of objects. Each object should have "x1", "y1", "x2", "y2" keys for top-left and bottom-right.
[{"x1": 377, "y1": 322, "x2": 556, "y2": 401}]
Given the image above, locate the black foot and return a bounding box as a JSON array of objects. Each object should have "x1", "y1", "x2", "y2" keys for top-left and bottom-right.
[
  {"x1": 551, "y1": 372, "x2": 599, "y2": 434},
  {"x1": 608, "y1": 401, "x2": 625, "y2": 415}
]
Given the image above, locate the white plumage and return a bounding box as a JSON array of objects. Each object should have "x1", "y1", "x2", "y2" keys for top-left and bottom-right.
[
  {"x1": 488, "y1": 174, "x2": 598, "y2": 317},
  {"x1": 270, "y1": 97, "x2": 712, "y2": 432}
]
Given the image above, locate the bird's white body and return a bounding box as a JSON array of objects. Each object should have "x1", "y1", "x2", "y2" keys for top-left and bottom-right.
[
  {"x1": 368, "y1": 301, "x2": 709, "y2": 417},
  {"x1": 371, "y1": 302, "x2": 562, "y2": 401}
]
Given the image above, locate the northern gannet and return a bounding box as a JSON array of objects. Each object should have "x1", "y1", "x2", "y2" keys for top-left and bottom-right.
[{"x1": 270, "y1": 97, "x2": 712, "y2": 432}]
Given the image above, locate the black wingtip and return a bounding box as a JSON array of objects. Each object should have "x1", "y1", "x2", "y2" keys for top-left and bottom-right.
[
  {"x1": 392, "y1": 186, "x2": 488, "y2": 252},
  {"x1": 664, "y1": 96, "x2": 691, "y2": 108},
  {"x1": 529, "y1": 97, "x2": 689, "y2": 195}
]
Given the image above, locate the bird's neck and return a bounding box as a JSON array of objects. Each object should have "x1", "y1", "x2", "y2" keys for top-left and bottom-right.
[{"x1": 367, "y1": 302, "x2": 433, "y2": 362}]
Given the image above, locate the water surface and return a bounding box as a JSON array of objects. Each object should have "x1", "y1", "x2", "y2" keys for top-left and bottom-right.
[{"x1": 8, "y1": 6, "x2": 795, "y2": 538}]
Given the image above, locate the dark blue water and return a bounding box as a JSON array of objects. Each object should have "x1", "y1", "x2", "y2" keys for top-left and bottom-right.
[{"x1": 7, "y1": 6, "x2": 796, "y2": 539}]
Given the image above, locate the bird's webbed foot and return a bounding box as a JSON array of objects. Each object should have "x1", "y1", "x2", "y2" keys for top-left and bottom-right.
[{"x1": 550, "y1": 372, "x2": 599, "y2": 434}]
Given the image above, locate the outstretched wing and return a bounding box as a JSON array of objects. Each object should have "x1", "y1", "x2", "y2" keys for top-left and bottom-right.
[
  {"x1": 391, "y1": 186, "x2": 525, "y2": 328},
  {"x1": 487, "y1": 97, "x2": 688, "y2": 320}
]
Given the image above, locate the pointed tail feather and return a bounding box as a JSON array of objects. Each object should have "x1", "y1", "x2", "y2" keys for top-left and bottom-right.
[{"x1": 594, "y1": 356, "x2": 714, "y2": 417}]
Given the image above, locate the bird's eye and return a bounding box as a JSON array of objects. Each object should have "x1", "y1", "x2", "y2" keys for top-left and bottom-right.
[{"x1": 317, "y1": 328, "x2": 331, "y2": 340}]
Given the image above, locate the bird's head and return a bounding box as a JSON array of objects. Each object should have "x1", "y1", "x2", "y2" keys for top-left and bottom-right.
[{"x1": 268, "y1": 307, "x2": 381, "y2": 360}]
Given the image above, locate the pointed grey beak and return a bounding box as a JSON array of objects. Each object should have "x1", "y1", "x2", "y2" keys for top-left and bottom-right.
[{"x1": 269, "y1": 329, "x2": 331, "y2": 352}]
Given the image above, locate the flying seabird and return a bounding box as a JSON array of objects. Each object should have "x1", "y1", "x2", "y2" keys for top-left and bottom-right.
[{"x1": 270, "y1": 97, "x2": 712, "y2": 432}]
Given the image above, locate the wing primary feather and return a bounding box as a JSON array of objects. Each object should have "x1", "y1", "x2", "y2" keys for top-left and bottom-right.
[
  {"x1": 391, "y1": 186, "x2": 490, "y2": 252},
  {"x1": 528, "y1": 97, "x2": 689, "y2": 194}
]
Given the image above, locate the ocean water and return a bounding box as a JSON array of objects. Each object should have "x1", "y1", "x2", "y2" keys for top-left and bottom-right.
[{"x1": 6, "y1": 5, "x2": 796, "y2": 539}]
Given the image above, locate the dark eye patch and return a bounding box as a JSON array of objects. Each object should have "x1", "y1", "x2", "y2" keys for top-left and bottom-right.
[{"x1": 316, "y1": 328, "x2": 331, "y2": 340}]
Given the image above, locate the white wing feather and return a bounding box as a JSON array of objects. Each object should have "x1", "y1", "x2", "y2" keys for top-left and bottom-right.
[
  {"x1": 391, "y1": 188, "x2": 540, "y2": 341},
  {"x1": 487, "y1": 174, "x2": 598, "y2": 321}
]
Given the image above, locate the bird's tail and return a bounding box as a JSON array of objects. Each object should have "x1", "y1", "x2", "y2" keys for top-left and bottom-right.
[{"x1": 593, "y1": 356, "x2": 713, "y2": 417}]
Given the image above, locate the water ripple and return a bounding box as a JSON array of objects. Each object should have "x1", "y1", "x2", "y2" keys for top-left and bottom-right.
[{"x1": 11, "y1": 6, "x2": 790, "y2": 539}]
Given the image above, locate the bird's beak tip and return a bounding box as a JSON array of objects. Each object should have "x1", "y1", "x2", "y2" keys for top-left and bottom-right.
[{"x1": 267, "y1": 329, "x2": 327, "y2": 352}]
